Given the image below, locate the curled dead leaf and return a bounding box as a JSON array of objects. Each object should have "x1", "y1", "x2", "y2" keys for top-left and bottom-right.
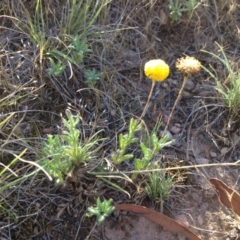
[
  {"x1": 210, "y1": 178, "x2": 240, "y2": 216},
  {"x1": 115, "y1": 204, "x2": 201, "y2": 240}
]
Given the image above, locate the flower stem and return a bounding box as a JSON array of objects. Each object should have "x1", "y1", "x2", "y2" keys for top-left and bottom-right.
[
  {"x1": 140, "y1": 81, "x2": 156, "y2": 119},
  {"x1": 162, "y1": 76, "x2": 188, "y2": 135}
]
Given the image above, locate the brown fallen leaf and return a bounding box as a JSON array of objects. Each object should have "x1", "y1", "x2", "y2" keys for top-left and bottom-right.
[
  {"x1": 115, "y1": 204, "x2": 201, "y2": 240},
  {"x1": 160, "y1": 9, "x2": 168, "y2": 25},
  {"x1": 210, "y1": 178, "x2": 240, "y2": 216}
]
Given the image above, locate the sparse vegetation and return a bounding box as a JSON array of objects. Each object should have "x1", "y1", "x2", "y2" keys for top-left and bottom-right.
[
  {"x1": 41, "y1": 110, "x2": 103, "y2": 185},
  {"x1": 86, "y1": 197, "x2": 115, "y2": 226},
  {"x1": 111, "y1": 118, "x2": 142, "y2": 165},
  {"x1": 1, "y1": 0, "x2": 240, "y2": 239},
  {"x1": 202, "y1": 42, "x2": 240, "y2": 116},
  {"x1": 145, "y1": 169, "x2": 174, "y2": 202},
  {"x1": 168, "y1": 0, "x2": 199, "y2": 22},
  {"x1": 133, "y1": 131, "x2": 173, "y2": 179}
]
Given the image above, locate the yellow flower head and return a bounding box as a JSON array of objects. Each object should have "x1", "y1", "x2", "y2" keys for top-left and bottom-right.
[
  {"x1": 144, "y1": 59, "x2": 170, "y2": 81},
  {"x1": 176, "y1": 56, "x2": 201, "y2": 76}
]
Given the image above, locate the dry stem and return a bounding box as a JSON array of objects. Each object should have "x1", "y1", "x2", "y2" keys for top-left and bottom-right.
[
  {"x1": 140, "y1": 81, "x2": 156, "y2": 119},
  {"x1": 163, "y1": 76, "x2": 188, "y2": 135}
]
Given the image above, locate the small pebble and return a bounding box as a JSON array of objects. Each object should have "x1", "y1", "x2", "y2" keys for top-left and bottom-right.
[
  {"x1": 163, "y1": 114, "x2": 169, "y2": 123},
  {"x1": 221, "y1": 147, "x2": 229, "y2": 155},
  {"x1": 172, "y1": 79, "x2": 178, "y2": 85},
  {"x1": 170, "y1": 125, "x2": 181, "y2": 134},
  {"x1": 167, "y1": 78, "x2": 175, "y2": 84},
  {"x1": 182, "y1": 91, "x2": 192, "y2": 97},
  {"x1": 198, "y1": 90, "x2": 213, "y2": 97},
  {"x1": 43, "y1": 127, "x2": 53, "y2": 134},
  {"x1": 35, "y1": 202, "x2": 41, "y2": 210},
  {"x1": 185, "y1": 80, "x2": 195, "y2": 91},
  {"x1": 210, "y1": 150, "x2": 217, "y2": 158},
  {"x1": 174, "y1": 123, "x2": 181, "y2": 128},
  {"x1": 162, "y1": 82, "x2": 168, "y2": 88},
  {"x1": 111, "y1": 109, "x2": 117, "y2": 116}
]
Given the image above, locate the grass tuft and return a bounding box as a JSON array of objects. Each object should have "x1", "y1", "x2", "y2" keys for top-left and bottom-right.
[{"x1": 202, "y1": 42, "x2": 240, "y2": 116}]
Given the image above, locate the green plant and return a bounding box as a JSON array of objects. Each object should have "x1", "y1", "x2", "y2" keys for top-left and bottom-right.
[
  {"x1": 45, "y1": 34, "x2": 102, "y2": 86},
  {"x1": 133, "y1": 133, "x2": 173, "y2": 179},
  {"x1": 201, "y1": 42, "x2": 240, "y2": 115},
  {"x1": 69, "y1": 37, "x2": 91, "y2": 64},
  {"x1": 45, "y1": 0, "x2": 109, "y2": 78},
  {"x1": 46, "y1": 0, "x2": 108, "y2": 74},
  {"x1": 183, "y1": 0, "x2": 200, "y2": 17},
  {"x1": 45, "y1": 36, "x2": 90, "y2": 77},
  {"x1": 41, "y1": 110, "x2": 103, "y2": 185},
  {"x1": 110, "y1": 118, "x2": 173, "y2": 179},
  {"x1": 0, "y1": 113, "x2": 52, "y2": 219},
  {"x1": 168, "y1": 0, "x2": 184, "y2": 22},
  {"x1": 15, "y1": 0, "x2": 47, "y2": 63},
  {"x1": 111, "y1": 119, "x2": 142, "y2": 165},
  {"x1": 64, "y1": 0, "x2": 109, "y2": 36},
  {"x1": 0, "y1": 112, "x2": 51, "y2": 193},
  {"x1": 145, "y1": 170, "x2": 174, "y2": 202},
  {"x1": 13, "y1": 0, "x2": 108, "y2": 83},
  {"x1": 168, "y1": 0, "x2": 200, "y2": 22},
  {"x1": 84, "y1": 69, "x2": 102, "y2": 87},
  {"x1": 0, "y1": 148, "x2": 29, "y2": 219},
  {"x1": 47, "y1": 58, "x2": 65, "y2": 76},
  {"x1": 86, "y1": 197, "x2": 115, "y2": 226}
]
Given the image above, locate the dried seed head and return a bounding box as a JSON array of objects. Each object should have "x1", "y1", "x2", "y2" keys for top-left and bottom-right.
[{"x1": 176, "y1": 56, "x2": 201, "y2": 76}]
